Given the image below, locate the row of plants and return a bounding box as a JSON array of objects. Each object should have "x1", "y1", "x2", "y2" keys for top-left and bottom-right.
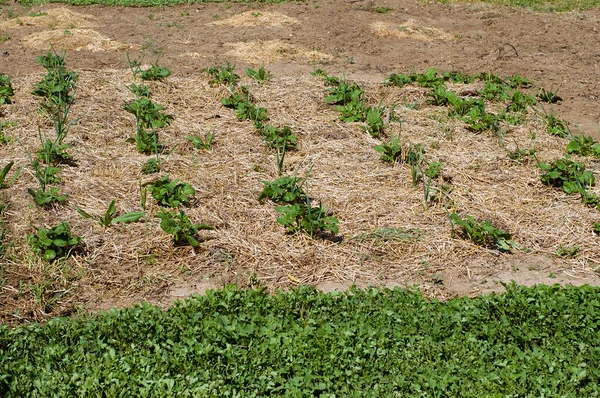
[
  {"x1": 204, "y1": 63, "x2": 339, "y2": 239},
  {"x1": 0, "y1": 49, "x2": 219, "y2": 265},
  {"x1": 312, "y1": 68, "x2": 590, "y2": 254},
  {"x1": 2, "y1": 283, "x2": 600, "y2": 396}
]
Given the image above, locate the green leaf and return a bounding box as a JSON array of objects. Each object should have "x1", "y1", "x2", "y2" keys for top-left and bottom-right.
[{"x1": 113, "y1": 212, "x2": 145, "y2": 224}]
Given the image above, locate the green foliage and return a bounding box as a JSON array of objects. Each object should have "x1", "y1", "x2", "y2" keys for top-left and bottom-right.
[
  {"x1": 449, "y1": 213, "x2": 518, "y2": 252},
  {"x1": 425, "y1": 161, "x2": 442, "y2": 179},
  {"x1": 311, "y1": 68, "x2": 340, "y2": 86},
  {"x1": 36, "y1": 137, "x2": 73, "y2": 164},
  {"x1": 203, "y1": 62, "x2": 239, "y2": 87},
  {"x1": 383, "y1": 72, "x2": 416, "y2": 87},
  {"x1": 256, "y1": 124, "x2": 297, "y2": 151},
  {"x1": 276, "y1": 203, "x2": 339, "y2": 237},
  {"x1": 128, "y1": 82, "x2": 151, "y2": 98},
  {"x1": 594, "y1": 222, "x2": 600, "y2": 235},
  {"x1": 26, "y1": 222, "x2": 81, "y2": 261},
  {"x1": 441, "y1": 70, "x2": 475, "y2": 84},
  {"x1": 326, "y1": 81, "x2": 363, "y2": 105},
  {"x1": 363, "y1": 106, "x2": 384, "y2": 137},
  {"x1": 537, "y1": 156, "x2": 594, "y2": 194},
  {"x1": 186, "y1": 132, "x2": 215, "y2": 150},
  {"x1": 0, "y1": 121, "x2": 16, "y2": 145},
  {"x1": 123, "y1": 93, "x2": 172, "y2": 154},
  {"x1": 544, "y1": 112, "x2": 569, "y2": 138},
  {"x1": 0, "y1": 161, "x2": 22, "y2": 189},
  {"x1": 427, "y1": 85, "x2": 457, "y2": 106},
  {"x1": 0, "y1": 202, "x2": 7, "y2": 259},
  {"x1": 0, "y1": 73, "x2": 14, "y2": 107},
  {"x1": 155, "y1": 209, "x2": 212, "y2": 247},
  {"x1": 506, "y1": 74, "x2": 532, "y2": 88},
  {"x1": 32, "y1": 49, "x2": 78, "y2": 117},
  {"x1": 566, "y1": 135, "x2": 600, "y2": 157},
  {"x1": 556, "y1": 245, "x2": 579, "y2": 258},
  {"x1": 4, "y1": 284, "x2": 600, "y2": 396},
  {"x1": 538, "y1": 88, "x2": 562, "y2": 103},
  {"x1": 222, "y1": 88, "x2": 267, "y2": 123},
  {"x1": 462, "y1": 107, "x2": 501, "y2": 133},
  {"x1": 506, "y1": 90, "x2": 536, "y2": 112},
  {"x1": 373, "y1": 134, "x2": 402, "y2": 163},
  {"x1": 258, "y1": 175, "x2": 306, "y2": 204},
  {"x1": 246, "y1": 66, "x2": 272, "y2": 83},
  {"x1": 415, "y1": 68, "x2": 444, "y2": 88},
  {"x1": 144, "y1": 175, "x2": 195, "y2": 208},
  {"x1": 508, "y1": 146, "x2": 537, "y2": 162},
  {"x1": 141, "y1": 157, "x2": 160, "y2": 174},
  {"x1": 448, "y1": 96, "x2": 485, "y2": 117},
  {"x1": 27, "y1": 186, "x2": 68, "y2": 207},
  {"x1": 76, "y1": 199, "x2": 144, "y2": 227},
  {"x1": 478, "y1": 81, "x2": 511, "y2": 102},
  {"x1": 128, "y1": 52, "x2": 171, "y2": 81}
]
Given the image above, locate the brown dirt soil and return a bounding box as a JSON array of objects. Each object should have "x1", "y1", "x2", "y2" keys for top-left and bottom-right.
[{"x1": 1, "y1": 0, "x2": 600, "y2": 324}]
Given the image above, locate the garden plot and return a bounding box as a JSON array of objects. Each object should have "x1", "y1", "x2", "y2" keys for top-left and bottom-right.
[{"x1": 0, "y1": 1, "x2": 600, "y2": 324}]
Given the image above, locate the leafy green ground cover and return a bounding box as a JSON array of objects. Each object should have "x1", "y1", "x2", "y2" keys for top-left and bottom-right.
[{"x1": 2, "y1": 284, "x2": 600, "y2": 396}]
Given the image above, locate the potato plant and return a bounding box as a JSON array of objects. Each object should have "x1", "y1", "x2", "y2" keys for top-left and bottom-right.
[
  {"x1": 155, "y1": 209, "x2": 212, "y2": 247},
  {"x1": 26, "y1": 222, "x2": 81, "y2": 262}
]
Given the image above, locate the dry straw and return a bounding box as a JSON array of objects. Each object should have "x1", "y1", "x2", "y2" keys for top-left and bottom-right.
[
  {"x1": 223, "y1": 40, "x2": 333, "y2": 64},
  {"x1": 208, "y1": 10, "x2": 299, "y2": 28},
  {"x1": 1, "y1": 68, "x2": 599, "y2": 323},
  {"x1": 0, "y1": 7, "x2": 97, "y2": 30},
  {"x1": 21, "y1": 29, "x2": 138, "y2": 52},
  {"x1": 371, "y1": 20, "x2": 454, "y2": 41}
]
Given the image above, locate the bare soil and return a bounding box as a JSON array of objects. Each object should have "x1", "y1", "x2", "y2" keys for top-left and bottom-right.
[{"x1": 1, "y1": 0, "x2": 600, "y2": 324}]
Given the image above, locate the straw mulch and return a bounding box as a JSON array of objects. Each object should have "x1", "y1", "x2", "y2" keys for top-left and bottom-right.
[
  {"x1": 224, "y1": 40, "x2": 333, "y2": 64},
  {"x1": 371, "y1": 20, "x2": 454, "y2": 41},
  {"x1": 1, "y1": 68, "x2": 599, "y2": 324},
  {"x1": 0, "y1": 8, "x2": 97, "y2": 30},
  {"x1": 21, "y1": 29, "x2": 139, "y2": 52},
  {"x1": 208, "y1": 11, "x2": 299, "y2": 28}
]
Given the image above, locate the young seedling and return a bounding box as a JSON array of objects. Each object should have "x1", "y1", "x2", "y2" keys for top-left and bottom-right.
[
  {"x1": 543, "y1": 111, "x2": 570, "y2": 138},
  {"x1": 142, "y1": 175, "x2": 195, "y2": 208},
  {"x1": 566, "y1": 135, "x2": 600, "y2": 158},
  {"x1": 187, "y1": 132, "x2": 215, "y2": 150},
  {"x1": 76, "y1": 199, "x2": 144, "y2": 227},
  {"x1": 123, "y1": 92, "x2": 173, "y2": 154},
  {"x1": 0, "y1": 161, "x2": 22, "y2": 189},
  {"x1": 258, "y1": 175, "x2": 307, "y2": 204},
  {"x1": 556, "y1": 245, "x2": 579, "y2": 258},
  {"x1": 32, "y1": 48, "x2": 78, "y2": 143},
  {"x1": 203, "y1": 62, "x2": 240, "y2": 88},
  {"x1": 257, "y1": 124, "x2": 297, "y2": 151},
  {"x1": 374, "y1": 135, "x2": 402, "y2": 163},
  {"x1": 26, "y1": 222, "x2": 81, "y2": 262},
  {"x1": 155, "y1": 209, "x2": 212, "y2": 247},
  {"x1": 449, "y1": 212, "x2": 518, "y2": 252},
  {"x1": 128, "y1": 52, "x2": 171, "y2": 81},
  {"x1": 246, "y1": 66, "x2": 272, "y2": 84},
  {"x1": 537, "y1": 156, "x2": 594, "y2": 194},
  {"x1": 0, "y1": 73, "x2": 14, "y2": 108},
  {"x1": 538, "y1": 88, "x2": 562, "y2": 104},
  {"x1": 26, "y1": 149, "x2": 67, "y2": 207},
  {"x1": 275, "y1": 203, "x2": 339, "y2": 238}
]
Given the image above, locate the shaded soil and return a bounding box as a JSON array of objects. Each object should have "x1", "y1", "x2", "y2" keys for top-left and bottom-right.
[{"x1": 1, "y1": 0, "x2": 600, "y2": 323}]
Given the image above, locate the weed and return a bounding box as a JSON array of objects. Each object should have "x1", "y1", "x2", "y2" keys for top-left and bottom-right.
[
  {"x1": 508, "y1": 146, "x2": 537, "y2": 163},
  {"x1": 143, "y1": 175, "x2": 194, "y2": 208},
  {"x1": 276, "y1": 203, "x2": 339, "y2": 237},
  {"x1": 373, "y1": 6, "x2": 392, "y2": 13},
  {"x1": 258, "y1": 175, "x2": 307, "y2": 204},
  {"x1": 425, "y1": 161, "x2": 442, "y2": 179},
  {"x1": 257, "y1": 124, "x2": 297, "y2": 151},
  {"x1": 187, "y1": 132, "x2": 215, "y2": 150},
  {"x1": 566, "y1": 135, "x2": 600, "y2": 157},
  {"x1": 128, "y1": 52, "x2": 170, "y2": 81},
  {"x1": 506, "y1": 74, "x2": 532, "y2": 88},
  {"x1": 26, "y1": 222, "x2": 81, "y2": 261},
  {"x1": 442, "y1": 71, "x2": 475, "y2": 84},
  {"x1": 155, "y1": 209, "x2": 212, "y2": 247},
  {"x1": 363, "y1": 106, "x2": 385, "y2": 137},
  {"x1": 203, "y1": 62, "x2": 240, "y2": 88},
  {"x1": 448, "y1": 97, "x2": 485, "y2": 117},
  {"x1": 537, "y1": 156, "x2": 594, "y2": 194},
  {"x1": 0, "y1": 121, "x2": 16, "y2": 145},
  {"x1": 311, "y1": 69, "x2": 340, "y2": 86},
  {"x1": 383, "y1": 72, "x2": 416, "y2": 87},
  {"x1": 0, "y1": 73, "x2": 14, "y2": 107},
  {"x1": 478, "y1": 81, "x2": 511, "y2": 102},
  {"x1": 427, "y1": 86, "x2": 457, "y2": 106},
  {"x1": 543, "y1": 112, "x2": 570, "y2": 138},
  {"x1": 556, "y1": 245, "x2": 579, "y2": 258},
  {"x1": 246, "y1": 66, "x2": 272, "y2": 84},
  {"x1": 374, "y1": 135, "x2": 402, "y2": 163},
  {"x1": 449, "y1": 212, "x2": 518, "y2": 252},
  {"x1": 475, "y1": 72, "x2": 505, "y2": 84},
  {"x1": 0, "y1": 161, "x2": 21, "y2": 189},
  {"x1": 462, "y1": 107, "x2": 501, "y2": 133},
  {"x1": 76, "y1": 200, "x2": 144, "y2": 227},
  {"x1": 538, "y1": 88, "x2": 562, "y2": 103},
  {"x1": 123, "y1": 91, "x2": 172, "y2": 154}
]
